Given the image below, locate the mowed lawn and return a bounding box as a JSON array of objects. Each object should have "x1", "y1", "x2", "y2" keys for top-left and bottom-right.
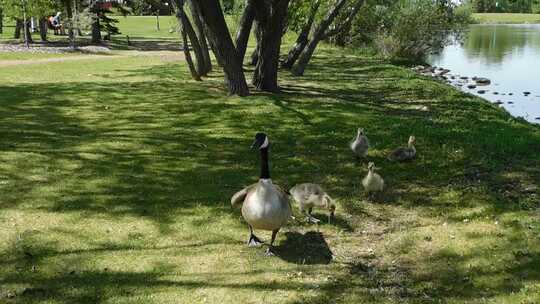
[
  {"x1": 0, "y1": 15, "x2": 179, "y2": 47},
  {"x1": 474, "y1": 13, "x2": 540, "y2": 24},
  {"x1": 1, "y1": 24, "x2": 540, "y2": 304}
]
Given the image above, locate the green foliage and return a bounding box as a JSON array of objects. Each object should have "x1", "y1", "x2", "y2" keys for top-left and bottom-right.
[
  {"x1": 349, "y1": 0, "x2": 472, "y2": 59},
  {"x1": 287, "y1": 0, "x2": 313, "y2": 32},
  {"x1": 99, "y1": 8, "x2": 121, "y2": 35},
  {"x1": 287, "y1": 0, "x2": 343, "y2": 33},
  {"x1": 468, "y1": 0, "x2": 536, "y2": 13},
  {"x1": 0, "y1": 0, "x2": 56, "y2": 19},
  {"x1": 128, "y1": 0, "x2": 172, "y2": 16},
  {"x1": 221, "y1": 0, "x2": 236, "y2": 13}
]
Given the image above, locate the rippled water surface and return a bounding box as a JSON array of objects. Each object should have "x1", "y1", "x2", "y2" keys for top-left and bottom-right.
[{"x1": 428, "y1": 24, "x2": 540, "y2": 123}]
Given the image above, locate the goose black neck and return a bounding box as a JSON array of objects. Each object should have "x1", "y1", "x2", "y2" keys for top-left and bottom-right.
[{"x1": 259, "y1": 147, "x2": 270, "y2": 179}]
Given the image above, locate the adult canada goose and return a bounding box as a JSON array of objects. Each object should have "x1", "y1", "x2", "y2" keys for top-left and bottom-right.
[
  {"x1": 388, "y1": 135, "x2": 416, "y2": 161},
  {"x1": 362, "y1": 162, "x2": 384, "y2": 196},
  {"x1": 230, "y1": 132, "x2": 291, "y2": 256},
  {"x1": 290, "y1": 183, "x2": 336, "y2": 224},
  {"x1": 350, "y1": 128, "x2": 370, "y2": 159}
]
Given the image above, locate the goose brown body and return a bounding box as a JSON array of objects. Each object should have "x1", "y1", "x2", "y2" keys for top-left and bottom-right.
[
  {"x1": 388, "y1": 136, "x2": 416, "y2": 161},
  {"x1": 350, "y1": 128, "x2": 370, "y2": 158},
  {"x1": 230, "y1": 132, "x2": 291, "y2": 255},
  {"x1": 290, "y1": 183, "x2": 335, "y2": 223},
  {"x1": 362, "y1": 162, "x2": 384, "y2": 193}
]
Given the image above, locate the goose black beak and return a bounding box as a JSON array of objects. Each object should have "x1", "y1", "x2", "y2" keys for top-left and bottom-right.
[{"x1": 251, "y1": 137, "x2": 264, "y2": 150}]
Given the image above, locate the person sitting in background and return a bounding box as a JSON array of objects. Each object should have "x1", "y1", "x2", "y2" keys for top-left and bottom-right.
[{"x1": 48, "y1": 12, "x2": 65, "y2": 35}]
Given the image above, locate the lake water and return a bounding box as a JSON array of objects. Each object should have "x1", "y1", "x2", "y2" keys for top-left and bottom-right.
[{"x1": 428, "y1": 24, "x2": 540, "y2": 124}]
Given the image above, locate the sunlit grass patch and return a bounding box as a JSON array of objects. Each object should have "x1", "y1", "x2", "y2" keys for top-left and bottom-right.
[{"x1": 0, "y1": 41, "x2": 539, "y2": 303}]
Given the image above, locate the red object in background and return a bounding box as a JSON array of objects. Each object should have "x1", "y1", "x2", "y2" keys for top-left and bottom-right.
[{"x1": 97, "y1": 2, "x2": 113, "y2": 9}]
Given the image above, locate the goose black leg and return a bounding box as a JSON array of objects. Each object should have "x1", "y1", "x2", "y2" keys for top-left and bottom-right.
[
  {"x1": 265, "y1": 229, "x2": 280, "y2": 256},
  {"x1": 307, "y1": 207, "x2": 320, "y2": 224},
  {"x1": 247, "y1": 225, "x2": 263, "y2": 247}
]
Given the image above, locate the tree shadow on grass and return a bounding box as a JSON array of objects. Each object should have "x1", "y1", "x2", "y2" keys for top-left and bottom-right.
[
  {"x1": 1, "y1": 56, "x2": 539, "y2": 303},
  {"x1": 274, "y1": 231, "x2": 333, "y2": 265}
]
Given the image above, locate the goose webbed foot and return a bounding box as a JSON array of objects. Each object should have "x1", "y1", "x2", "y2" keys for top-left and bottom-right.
[
  {"x1": 265, "y1": 247, "x2": 275, "y2": 256},
  {"x1": 247, "y1": 234, "x2": 264, "y2": 247},
  {"x1": 306, "y1": 216, "x2": 321, "y2": 224},
  {"x1": 264, "y1": 228, "x2": 280, "y2": 257}
]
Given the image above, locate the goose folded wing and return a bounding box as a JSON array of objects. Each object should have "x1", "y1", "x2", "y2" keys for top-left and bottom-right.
[
  {"x1": 388, "y1": 148, "x2": 405, "y2": 160},
  {"x1": 273, "y1": 183, "x2": 293, "y2": 210},
  {"x1": 230, "y1": 183, "x2": 257, "y2": 208}
]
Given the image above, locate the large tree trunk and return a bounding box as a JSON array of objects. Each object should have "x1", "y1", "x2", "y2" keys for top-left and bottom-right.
[
  {"x1": 173, "y1": 0, "x2": 207, "y2": 77},
  {"x1": 291, "y1": 0, "x2": 348, "y2": 76},
  {"x1": 91, "y1": 14, "x2": 102, "y2": 44},
  {"x1": 234, "y1": 0, "x2": 255, "y2": 65},
  {"x1": 197, "y1": 0, "x2": 249, "y2": 96},
  {"x1": 282, "y1": 0, "x2": 321, "y2": 69},
  {"x1": 39, "y1": 17, "x2": 48, "y2": 41},
  {"x1": 249, "y1": 20, "x2": 261, "y2": 66},
  {"x1": 180, "y1": 18, "x2": 201, "y2": 81},
  {"x1": 14, "y1": 19, "x2": 23, "y2": 39},
  {"x1": 63, "y1": 0, "x2": 76, "y2": 48},
  {"x1": 187, "y1": 0, "x2": 212, "y2": 74},
  {"x1": 0, "y1": 9, "x2": 3, "y2": 34},
  {"x1": 206, "y1": 31, "x2": 224, "y2": 67},
  {"x1": 23, "y1": 20, "x2": 33, "y2": 43},
  {"x1": 173, "y1": 1, "x2": 200, "y2": 80},
  {"x1": 252, "y1": 0, "x2": 290, "y2": 92}
]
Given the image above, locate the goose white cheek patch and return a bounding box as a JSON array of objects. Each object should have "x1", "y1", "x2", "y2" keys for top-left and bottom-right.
[{"x1": 260, "y1": 137, "x2": 269, "y2": 149}]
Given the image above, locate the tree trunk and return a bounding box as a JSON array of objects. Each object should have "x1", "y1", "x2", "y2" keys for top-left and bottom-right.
[
  {"x1": 0, "y1": 9, "x2": 3, "y2": 34},
  {"x1": 234, "y1": 0, "x2": 255, "y2": 64},
  {"x1": 181, "y1": 19, "x2": 201, "y2": 81},
  {"x1": 14, "y1": 19, "x2": 23, "y2": 39},
  {"x1": 197, "y1": 0, "x2": 249, "y2": 96},
  {"x1": 39, "y1": 17, "x2": 48, "y2": 41},
  {"x1": 23, "y1": 20, "x2": 33, "y2": 43},
  {"x1": 324, "y1": 0, "x2": 364, "y2": 39},
  {"x1": 91, "y1": 14, "x2": 102, "y2": 44},
  {"x1": 206, "y1": 31, "x2": 224, "y2": 67},
  {"x1": 249, "y1": 20, "x2": 261, "y2": 66},
  {"x1": 187, "y1": 0, "x2": 212, "y2": 74},
  {"x1": 282, "y1": 0, "x2": 320, "y2": 69},
  {"x1": 173, "y1": 0, "x2": 207, "y2": 77},
  {"x1": 64, "y1": 0, "x2": 76, "y2": 48},
  {"x1": 252, "y1": 0, "x2": 290, "y2": 92},
  {"x1": 291, "y1": 0, "x2": 347, "y2": 76}
]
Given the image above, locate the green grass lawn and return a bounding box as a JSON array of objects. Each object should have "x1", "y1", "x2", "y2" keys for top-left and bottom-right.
[
  {"x1": 0, "y1": 40, "x2": 539, "y2": 303},
  {"x1": 474, "y1": 13, "x2": 540, "y2": 24},
  {"x1": 113, "y1": 15, "x2": 178, "y2": 40},
  {"x1": 0, "y1": 52, "x2": 85, "y2": 61},
  {"x1": 1, "y1": 16, "x2": 179, "y2": 44},
  {"x1": 0, "y1": 19, "x2": 16, "y2": 41}
]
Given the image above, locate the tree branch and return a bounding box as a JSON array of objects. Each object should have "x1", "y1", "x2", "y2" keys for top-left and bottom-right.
[{"x1": 323, "y1": 0, "x2": 364, "y2": 39}]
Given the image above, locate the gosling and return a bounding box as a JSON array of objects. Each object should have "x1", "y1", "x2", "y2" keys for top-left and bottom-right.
[
  {"x1": 289, "y1": 183, "x2": 336, "y2": 224},
  {"x1": 350, "y1": 128, "x2": 370, "y2": 159},
  {"x1": 362, "y1": 162, "x2": 384, "y2": 197},
  {"x1": 388, "y1": 135, "x2": 416, "y2": 161}
]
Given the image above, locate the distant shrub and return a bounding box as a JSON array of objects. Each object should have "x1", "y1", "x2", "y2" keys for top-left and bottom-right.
[
  {"x1": 376, "y1": 0, "x2": 472, "y2": 59},
  {"x1": 347, "y1": 0, "x2": 472, "y2": 60}
]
